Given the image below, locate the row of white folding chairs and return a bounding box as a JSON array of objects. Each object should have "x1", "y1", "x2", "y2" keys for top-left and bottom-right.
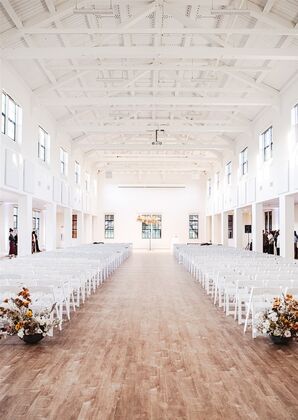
[
  {"x1": 175, "y1": 245, "x2": 298, "y2": 338},
  {"x1": 0, "y1": 244, "x2": 130, "y2": 331}
]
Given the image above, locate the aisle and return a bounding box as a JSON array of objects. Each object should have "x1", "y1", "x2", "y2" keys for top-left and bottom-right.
[{"x1": 0, "y1": 252, "x2": 297, "y2": 419}]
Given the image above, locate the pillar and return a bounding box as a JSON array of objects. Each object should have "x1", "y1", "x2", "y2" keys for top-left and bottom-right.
[
  {"x1": 211, "y1": 214, "x2": 215, "y2": 244},
  {"x1": 0, "y1": 203, "x2": 10, "y2": 255},
  {"x1": 221, "y1": 212, "x2": 228, "y2": 246},
  {"x1": 234, "y1": 208, "x2": 243, "y2": 249},
  {"x1": 44, "y1": 202, "x2": 57, "y2": 251},
  {"x1": 77, "y1": 211, "x2": 85, "y2": 244},
  {"x1": 279, "y1": 194, "x2": 295, "y2": 259},
  {"x1": 84, "y1": 213, "x2": 92, "y2": 243},
  {"x1": 92, "y1": 215, "x2": 98, "y2": 242},
  {"x1": 251, "y1": 202, "x2": 263, "y2": 253},
  {"x1": 18, "y1": 194, "x2": 32, "y2": 256},
  {"x1": 63, "y1": 207, "x2": 72, "y2": 248}
]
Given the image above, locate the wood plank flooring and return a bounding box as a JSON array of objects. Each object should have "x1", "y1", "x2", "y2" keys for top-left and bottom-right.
[{"x1": 0, "y1": 252, "x2": 297, "y2": 420}]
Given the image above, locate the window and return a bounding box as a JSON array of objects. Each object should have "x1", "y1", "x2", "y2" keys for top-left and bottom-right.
[
  {"x1": 105, "y1": 214, "x2": 114, "y2": 239},
  {"x1": 85, "y1": 172, "x2": 90, "y2": 191},
  {"x1": 32, "y1": 210, "x2": 40, "y2": 237},
  {"x1": 60, "y1": 147, "x2": 68, "y2": 175},
  {"x1": 13, "y1": 206, "x2": 18, "y2": 229},
  {"x1": 189, "y1": 214, "x2": 199, "y2": 239},
  {"x1": 228, "y1": 215, "x2": 234, "y2": 239},
  {"x1": 264, "y1": 211, "x2": 272, "y2": 232},
  {"x1": 38, "y1": 126, "x2": 49, "y2": 162},
  {"x1": 75, "y1": 161, "x2": 80, "y2": 184},
  {"x1": 215, "y1": 171, "x2": 220, "y2": 190},
  {"x1": 261, "y1": 126, "x2": 273, "y2": 162},
  {"x1": 240, "y1": 147, "x2": 248, "y2": 175},
  {"x1": 291, "y1": 103, "x2": 298, "y2": 125},
  {"x1": 207, "y1": 178, "x2": 212, "y2": 197},
  {"x1": 226, "y1": 161, "x2": 232, "y2": 185},
  {"x1": 141, "y1": 214, "x2": 162, "y2": 239},
  {"x1": 72, "y1": 214, "x2": 78, "y2": 239},
  {"x1": 1, "y1": 93, "x2": 6, "y2": 134},
  {"x1": 1, "y1": 92, "x2": 21, "y2": 141}
]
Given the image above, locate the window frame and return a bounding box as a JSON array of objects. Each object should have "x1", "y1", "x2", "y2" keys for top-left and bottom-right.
[
  {"x1": 189, "y1": 214, "x2": 199, "y2": 240},
  {"x1": 1, "y1": 92, "x2": 20, "y2": 141},
  {"x1": 240, "y1": 147, "x2": 248, "y2": 176},
  {"x1": 72, "y1": 214, "x2": 78, "y2": 239},
  {"x1": 38, "y1": 126, "x2": 49, "y2": 162},
  {"x1": 261, "y1": 126, "x2": 273, "y2": 162},
  {"x1": 104, "y1": 214, "x2": 114, "y2": 239},
  {"x1": 75, "y1": 161, "x2": 80, "y2": 185},
  {"x1": 60, "y1": 147, "x2": 68, "y2": 176},
  {"x1": 13, "y1": 206, "x2": 18, "y2": 230},
  {"x1": 228, "y1": 214, "x2": 234, "y2": 239},
  {"x1": 141, "y1": 214, "x2": 162, "y2": 239},
  {"x1": 32, "y1": 210, "x2": 41, "y2": 237},
  {"x1": 226, "y1": 161, "x2": 232, "y2": 185}
]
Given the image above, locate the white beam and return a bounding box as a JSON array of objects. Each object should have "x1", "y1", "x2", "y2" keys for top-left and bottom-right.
[
  {"x1": 4, "y1": 47, "x2": 298, "y2": 61},
  {"x1": 46, "y1": 64, "x2": 274, "y2": 73},
  {"x1": 221, "y1": 70, "x2": 279, "y2": 96},
  {"x1": 61, "y1": 124, "x2": 249, "y2": 133},
  {"x1": 17, "y1": 28, "x2": 298, "y2": 36},
  {"x1": 40, "y1": 96, "x2": 273, "y2": 107}
]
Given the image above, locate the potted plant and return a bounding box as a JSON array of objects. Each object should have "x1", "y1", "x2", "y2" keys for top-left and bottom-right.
[
  {"x1": 256, "y1": 294, "x2": 298, "y2": 344},
  {"x1": 0, "y1": 287, "x2": 60, "y2": 344}
]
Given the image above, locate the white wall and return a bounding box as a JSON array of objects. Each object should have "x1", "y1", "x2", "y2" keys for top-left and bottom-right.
[
  {"x1": 0, "y1": 59, "x2": 98, "y2": 254},
  {"x1": 207, "y1": 75, "x2": 298, "y2": 217},
  {"x1": 96, "y1": 173, "x2": 206, "y2": 249}
]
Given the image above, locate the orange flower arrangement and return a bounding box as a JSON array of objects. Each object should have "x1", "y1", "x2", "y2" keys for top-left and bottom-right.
[
  {"x1": 257, "y1": 294, "x2": 298, "y2": 339},
  {"x1": 0, "y1": 287, "x2": 60, "y2": 340}
]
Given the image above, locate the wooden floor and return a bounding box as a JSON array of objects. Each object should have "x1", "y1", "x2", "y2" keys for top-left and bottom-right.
[{"x1": 0, "y1": 252, "x2": 297, "y2": 420}]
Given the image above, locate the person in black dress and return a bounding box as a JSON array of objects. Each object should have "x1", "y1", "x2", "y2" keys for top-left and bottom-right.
[{"x1": 8, "y1": 228, "x2": 17, "y2": 258}]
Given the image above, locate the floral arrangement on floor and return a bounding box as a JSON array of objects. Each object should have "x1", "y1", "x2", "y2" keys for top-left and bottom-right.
[
  {"x1": 0, "y1": 287, "x2": 60, "y2": 340},
  {"x1": 256, "y1": 294, "x2": 298, "y2": 340}
]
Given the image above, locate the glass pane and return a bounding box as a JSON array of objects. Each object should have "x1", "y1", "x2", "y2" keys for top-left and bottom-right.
[
  {"x1": 8, "y1": 97, "x2": 16, "y2": 121},
  {"x1": 1, "y1": 113, "x2": 5, "y2": 134},
  {"x1": 7, "y1": 120, "x2": 16, "y2": 140}
]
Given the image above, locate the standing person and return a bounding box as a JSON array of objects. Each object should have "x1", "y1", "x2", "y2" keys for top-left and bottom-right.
[
  {"x1": 32, "y1": 231, "x2": 36, "y2": 253},
  {"x1": 8, "y1": 228, "x2": 17, "y2": 258},
  {"x1": 294, "y1": 231, "x2": 298, "y2": 259},
  {"x1": 14, "y1": 229, "x2": 18, "y2": 256},
  {"x1": 276, "y1": 230, "x2": 280, "y2": 256},
  {"x1": 267, "y1": 231, "x2": 274, "y2": 255},
  {"x1": 263, "y1": 230, "x2": 269, "y2": 254},
  {"x1": 33, "y1": 231, "x2": 41, "y2": 252}
]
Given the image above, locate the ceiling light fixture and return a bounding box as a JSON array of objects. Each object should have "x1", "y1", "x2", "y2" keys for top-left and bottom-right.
[{"x1": 152, "y1": 129, "x2": 164, "y2": 146}]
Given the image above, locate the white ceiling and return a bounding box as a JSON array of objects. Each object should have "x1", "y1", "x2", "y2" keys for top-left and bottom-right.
[{"x1": 0, "y1": 0, "x2": 298, "y2": 174}]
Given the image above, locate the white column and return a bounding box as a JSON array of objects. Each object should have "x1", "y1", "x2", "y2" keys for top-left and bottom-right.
[
  {"x1": 84, "y1": 214, "x2": 92, "y2": 243},
  {"x1": 44, "y1": 202, "x2": 57, "y2": 251},
  {"x1": 18, "y1": 194, "x2": 32, "y2": 256},
  {"x1": 0, "y1": 203, "x2": 10, "y2": 255},
  {"x1": 279, "y1": 195, "x2": 295, "y2": 259},
  {"x1": 211, "y1": 214, "x2": 216, "y2": 244},
  {"x1": 77, "y1": 211, "x2": 85, "y2": 244},
  {"x1": 221, "y1": 212, "x2": 228, "y2": 246},
  {"x1": 234, "y1": 208, "x2": 243, "y2": 249},
  {"x1": 252, "y1": 202, "x2": 263, "y2": 253},
  {"x1": 63, "y1": 207, "x2": 72, "y2": 248},
  {"x1": 92, "y1": 215, "x2": 98, "y2": 242}
]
